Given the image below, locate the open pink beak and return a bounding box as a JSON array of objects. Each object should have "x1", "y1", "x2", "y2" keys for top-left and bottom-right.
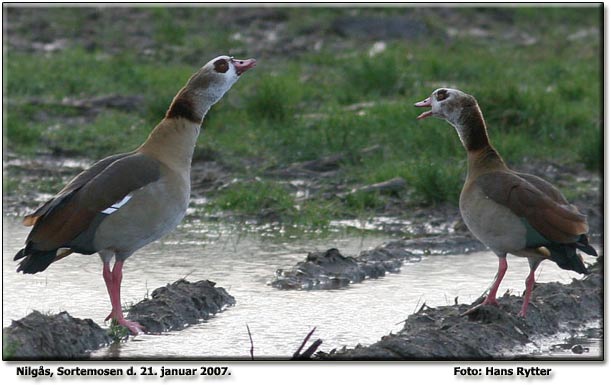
[
  {"x1": 414, "y1": 97, "x2": 433, "y2": 120},
  {"x1": 233, "y1": 58, "x2": 257, "y2": 75}
]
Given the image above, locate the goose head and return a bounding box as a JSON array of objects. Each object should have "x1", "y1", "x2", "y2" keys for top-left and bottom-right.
[
  {"x1": 414, "y1": 88, "x2": 478, "y2": 126},
  {"x1": 415, "y1": 88, "x2": 491, "y2": 152},
  {"x1": 187, "y1": 55, "x2": 257, "y2": 105}
]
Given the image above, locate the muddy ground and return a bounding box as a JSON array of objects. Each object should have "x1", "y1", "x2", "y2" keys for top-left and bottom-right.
[
  {"x1": 2, "y1": 257, "x2": 602, "y2": 360},
  {"x1": 3, "y1": 149, "x2": 603, "y2": 237},
  {"x1": 127, "y1": 279, "x2": 235, "y2": 334},
  {"x1": 2, "y1": 279, "x2": 235, "y2": 360},
  {"x1": 318, "y1": 256, "x2": 603, "y2": 360},
  {"x1": 271, "y1": 234, "x2": 483, "y2": 290},
  {"x1": 3, "y1": 311, "x2": 112, "y2": 360}
]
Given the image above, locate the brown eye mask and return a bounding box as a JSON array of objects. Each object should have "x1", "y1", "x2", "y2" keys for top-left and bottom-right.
[
  {"x1": 436, "y1": 89, "x2": 449, "y2": 101},
  {"x1": 214, "y1": 59, "x2": 229, "y2": 73}
]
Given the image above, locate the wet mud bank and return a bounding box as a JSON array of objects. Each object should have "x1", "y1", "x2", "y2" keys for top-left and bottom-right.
[
  {"x1": 318, "y1": 257, "x2": 603, "y2": 360},
  {"x1": 2, "y1": 279, "x2": 234, "y2": 359},
  {"x1": 3, "y1": 311, "x2": 111, "y2": 360},
  {"x1": 271, "y1": 234, "x2": 485, "y2": 290},
  {"x1": 126, "y1": 279, "x2": 235, "y2": 334}
]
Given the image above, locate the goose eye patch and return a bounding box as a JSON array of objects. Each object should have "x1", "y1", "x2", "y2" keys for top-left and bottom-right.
[
  {"x1": 436, "y1": 89, "x2": 449, "y2": 101},
  {"x1": 214, "y1": 59, "x2": 229, "y2": 73}
]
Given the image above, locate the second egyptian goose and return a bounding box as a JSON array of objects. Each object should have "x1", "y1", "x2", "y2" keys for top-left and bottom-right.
[
  {"x1": 14, "y1": 55, "x2": 256, "y2": 334},
  {"x1": 414, "y1": 88, "x2": 597, "y2": 317}
]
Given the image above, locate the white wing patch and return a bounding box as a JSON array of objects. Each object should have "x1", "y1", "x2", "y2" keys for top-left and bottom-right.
[{"x1": 101, "y1": 194, "x2": 132, "y2": 214}]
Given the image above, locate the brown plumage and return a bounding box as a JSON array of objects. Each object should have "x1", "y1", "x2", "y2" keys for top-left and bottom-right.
[
  {"x1": 15, "y1": 55, "x2": 256, "y2": 334},
  {"x1": 22, "y1": 153, "x2": 160, "y2": 255},
  {"x1": 475, "y1": 171, "x2": 589, "y2": 242},
  {"x1": 415, "y1": 87, "x2": 596, "y2": 317}
]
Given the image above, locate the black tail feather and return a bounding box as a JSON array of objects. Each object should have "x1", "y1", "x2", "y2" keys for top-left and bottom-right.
[
  {"x1": 547, "y1": 243, "x2": 589, "y2": 275},
  {"x1": 15, "y1": 247, "x2": 58, "y2": 274},
  {"x1": 14, "y1": 248, "x2": 26, "y2": 261},
  {"x1": 575, "y1": 234, "x2": 598, "y2": 256}
]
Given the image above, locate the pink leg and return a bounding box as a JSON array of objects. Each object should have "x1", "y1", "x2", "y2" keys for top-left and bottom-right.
[
  {"x1": 102, "y1": 260, "x2": 144, "y2": 335},
  {"x1": 461, "y1": 256, "x2": 507, "y2": 316},
  {"x1": 482, "y1": 257, "x2": 508, "y2": 306},
  {"x1": 518, "y1": 268, "x2": 537, "y2": 317},
  {"x1": 102, "y1": 261, "x2": 115, "y2": 320}
]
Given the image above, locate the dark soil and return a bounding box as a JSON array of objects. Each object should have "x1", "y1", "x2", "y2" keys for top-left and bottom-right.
[
  {"x1": 271, "y1": 234, "x2": 484, "y2": 290},
  {"x1": 272, "y1": 248, "x2": 403, "y2": 290},
  {"x1": 317, "y1": 257, "x2": 603, "y2": 360},
  {"x1": 3, "y1": 311, "x2": 111, "y2": 360},
  {"x1": 4, "y1": 152, "x2": 600, "y2": 253},
  {"x1": 2, "y1": 279, "x2": 235, "y2": 359},
  {"x1": 127, "y1": 279, "x2": 236, "y2": 334}
]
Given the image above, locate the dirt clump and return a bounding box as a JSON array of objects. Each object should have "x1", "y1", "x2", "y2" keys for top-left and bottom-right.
[
  {"x1": 2, "y1": 279, "x2": 235, "y2": 358},
  {"x1": 3, "y1": 311, "x2": 111, "y2": 360},
  {"x1": 271, "y1": 234, "x2": 484, "y2": 290},
  {"x1": 126, "y1": 279, "x2": 236, "y2": 334}
]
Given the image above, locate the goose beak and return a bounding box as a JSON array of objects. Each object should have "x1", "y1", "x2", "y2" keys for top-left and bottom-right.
[
  {"x1": 414, "y1": 97, "x2": 433, "y2": 120},
  {"x1": 233, "y1": 58, "x2": 257, "y2": 76}
]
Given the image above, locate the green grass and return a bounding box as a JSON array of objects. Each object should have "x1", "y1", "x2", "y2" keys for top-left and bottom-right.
[
  {"x1": 213, "y1": 180, "x2": 295, "y2": 217},
  {"x1": 210, "y1": 180, "x2": 346, "y2": 227},
  {"x1": 108, "y1": 319, "x2": 130, "y2": 342},
  {"x1": 406, "y1": 159, "x2": 465, "y2": 205},
  {"x1": 3, "y1": 6, "x2": 602, "y2": 224},
  {"x1": 245, "y1": 72, "x2": 304, "y2": 122},
  {"x1": 2, "y1": 338, "x2": 19, "y2": 360},
  {"x1": 338, "y1": 48, "x2": 407, "y2": 103}
]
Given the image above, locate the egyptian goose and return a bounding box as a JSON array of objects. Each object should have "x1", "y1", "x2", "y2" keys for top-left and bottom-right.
[
  {"x1": 14, "y1": 55, "x2": 256, "y2": 334},
  {"x1": 414, "y1": 88, "x2": 597, "y2": 317}
]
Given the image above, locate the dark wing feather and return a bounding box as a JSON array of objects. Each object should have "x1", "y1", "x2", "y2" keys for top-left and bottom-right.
[
  {"x1": 476, "y1": 171, "x2": 588, "y2": 244},
  {"x1": 514, "y1": 172, "x2": 568, "y2": 205},
  {"x1": 23, "y1": 152, "x2": 132, "y2": 226},
  {"x1": 23, "y1": 152, "x2": 161, "y2": 252}
]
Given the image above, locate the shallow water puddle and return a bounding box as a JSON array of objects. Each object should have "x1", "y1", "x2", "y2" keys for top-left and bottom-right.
[
  {"x1": 509, "y1": 320, "x2": 602, "y2": 358},
  {"x1": 2, "y1": 216, "x2": 599, "y2": 358}
]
